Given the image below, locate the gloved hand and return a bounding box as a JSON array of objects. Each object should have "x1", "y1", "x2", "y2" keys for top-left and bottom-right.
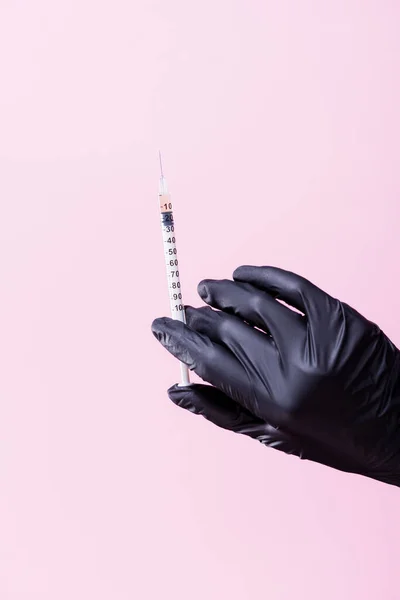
[{"x1": 151, "y1": 266, "x2": 400, "y2": 486}]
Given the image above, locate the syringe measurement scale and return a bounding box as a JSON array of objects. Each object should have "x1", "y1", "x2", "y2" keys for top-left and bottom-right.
[{"x1": 158, "y1": 153, "x2": 190, "y2": 386}]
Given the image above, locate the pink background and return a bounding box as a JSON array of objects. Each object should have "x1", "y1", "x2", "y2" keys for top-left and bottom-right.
[{"x1": 1, "y1": 1, "x2": 400, "y2": 598}]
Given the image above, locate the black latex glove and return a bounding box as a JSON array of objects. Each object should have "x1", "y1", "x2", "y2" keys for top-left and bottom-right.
[{"x1": 151, "y1": 266, "x2": 400, "y2": 486}]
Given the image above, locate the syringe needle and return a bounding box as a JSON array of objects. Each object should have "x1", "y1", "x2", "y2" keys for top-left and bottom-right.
[{"x1": 159, "y1": 150, "x2": 164, "y2": 179}]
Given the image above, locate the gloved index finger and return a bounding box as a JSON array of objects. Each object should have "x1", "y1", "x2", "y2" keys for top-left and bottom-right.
[{"x1": 152, "y1": 317, "x2": 263, "y2": 415}]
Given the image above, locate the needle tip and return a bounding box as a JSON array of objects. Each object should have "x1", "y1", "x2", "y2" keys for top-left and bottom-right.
[{"x1": 158, "y1": 151, "x2": 164, "y2": 178}]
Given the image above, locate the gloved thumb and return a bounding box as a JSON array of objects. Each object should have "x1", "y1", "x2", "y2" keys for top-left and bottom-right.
[
  {"x1": 167, "y1": 383, "x2": 304, "y2": 455},
  {"x1": 167, "y1": 384, "x2": 363, "y2": 477}
]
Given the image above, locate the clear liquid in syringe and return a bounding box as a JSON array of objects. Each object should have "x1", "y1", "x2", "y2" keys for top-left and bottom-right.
[{"x1": 158, "y1": 153, "x2": 190, "y2": 386}]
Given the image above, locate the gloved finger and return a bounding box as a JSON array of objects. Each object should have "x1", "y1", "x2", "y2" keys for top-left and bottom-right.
[
  {"x1": 151, "y1": 317, "x2": 263, "y2": 413},
  {"x1": 233, "y1": 265, "x2": 330, "y2": 319},
  {"x1": 185, "y1": 305, "x2": 280, "y2": 374},
  {"x1": 168, "y1": 383, "x2": 363, "y2": 474},
  {"x1": 196, "y1": 278, "x2": 304, "y2": 348},
  {"x1": 168, "y1": 383, "x2": 305, "y2": 455}
]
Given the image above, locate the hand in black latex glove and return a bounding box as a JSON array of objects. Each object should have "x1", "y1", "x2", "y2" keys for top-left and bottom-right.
[{"x1": 152, "y1": 266, "x2": 400, "y2": 486}]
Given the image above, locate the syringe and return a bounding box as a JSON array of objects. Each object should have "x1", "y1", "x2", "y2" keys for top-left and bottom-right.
[{"x1": 158, "y1": 152, "x2": 191, "y2": 387}]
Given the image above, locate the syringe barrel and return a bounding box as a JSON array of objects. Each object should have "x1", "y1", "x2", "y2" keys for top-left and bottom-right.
[{"x1": 159, "y1": 190, "x2": 191, "y2": 387}]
